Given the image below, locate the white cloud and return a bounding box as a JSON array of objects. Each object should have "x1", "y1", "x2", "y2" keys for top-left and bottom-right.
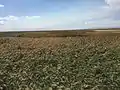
[
  {"x1": 0, "y1": 15, "x2": 41, "y2": 24},
  {"x1": 0, "y1": 4, "x2": 4, "y2": 8},
  {"x1": 82, "y1": 0, "x2": 120, "y2": 29},
  {"x1": 87, "y1": 0, "x2": 120, "y2": 21},
  {"x1": 5, "y1": 16, "x2": 19, "y2": 21},
  {"x1": 105, "y1": 0, "x2": 120, "y2": 9},
  {"x1": 0, "y1": 20, "x2": 4, "y2": 25},
  {"x1": 0, "y1": 0, "x2": 120, "y2": 31},
  {"x1": 25, "y1": 16, "x2": 41, "y2": 19},
  {"x1": 0, "y1": 15, "x2": 42, "y2": 30},
  {"x1": 0, "y1": 15, "x2": 41, "y2": 21},
  {"x1": 0, "y1": 16, "x2": 18, "y2": 21}
]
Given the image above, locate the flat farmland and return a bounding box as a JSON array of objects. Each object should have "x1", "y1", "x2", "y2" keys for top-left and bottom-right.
[
  {"x1": 0, "y1": 29, "x2": 120, "y2": 90},
  {"x1": 0, "y1": 28, "x2": 120, "y2": 37}
]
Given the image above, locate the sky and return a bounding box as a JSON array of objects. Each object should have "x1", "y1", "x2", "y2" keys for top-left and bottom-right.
[{"x1": 0, "y1": 0, "x2": 120, "y2": 31}]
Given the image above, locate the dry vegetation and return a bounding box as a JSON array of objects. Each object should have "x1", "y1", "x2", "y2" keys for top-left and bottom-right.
[
  {"x1": 0, "y1": 34, "x2": 120, "y2": 90},
  {"x1": 1, "y1": 28, "x2": 120, "y2": 38}
]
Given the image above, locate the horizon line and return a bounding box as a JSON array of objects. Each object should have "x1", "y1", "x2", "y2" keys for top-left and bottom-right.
[{"x1": 0, "y1": 27, "x2": 120, "y2": 32}]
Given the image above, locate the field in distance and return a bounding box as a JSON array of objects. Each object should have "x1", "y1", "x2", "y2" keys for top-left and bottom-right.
[{"x1": 0, "y1": 28, "x2": 120, "y2": 37}]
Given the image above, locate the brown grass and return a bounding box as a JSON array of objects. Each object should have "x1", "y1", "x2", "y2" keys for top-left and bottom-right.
[{"x1": 0, "y1": 29, "x2": 120, "y2": 89}]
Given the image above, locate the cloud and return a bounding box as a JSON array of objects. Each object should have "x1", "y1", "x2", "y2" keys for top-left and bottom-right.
[
  {"x1": 104, "y1": 0, "x2": 120, "y2": 20},
  {"x1": 0, "y1": 20, "x2": 4, "y2": 25},
  {"x1": 0, "y1": 15, "x2": 41, "y2": 21},
  {"x1": 25, "y1": 16, "x2": 41, "y2": 19},
  {"x1": 89, "y1": 0, "x2": 120, "y2": 21},
  {"x1": 0, "y1": 4, "x2": 4, "y2": 8},
  {"x1": 0, "y1": 0, "x2": 120, "y2": 31},
  {"x1": 0, "y1": 15, "x2": 42, "y2": 30},
  {"x1": 0, "y1": 16, "x2": 19, "y2": 26},
  {"x1": 0, "y1": 16, "x2": 18, "y2": 21},
  {"x1": 5, "y1": 16, "x2": 18, "y2": 21},
  {"x1": 0, "y1": 15, "x2": 41, "y2": 25},
  {"x1": 105, "y1": 0, "x2": 120, "y2": 9},
  {"x1": 85, "y1": 18, "x2": 120, "y2": 29},
  {"x1": 78, "y1": 0, "x2": 120, "y2": 29},
  {"x1": 0, "y1": 13, "x2": 88, "y2": 30}
]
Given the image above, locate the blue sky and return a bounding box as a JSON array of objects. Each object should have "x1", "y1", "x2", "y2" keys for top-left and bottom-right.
[{"x1": 0, "y1": 0, "x2": 120, "y2": 31}]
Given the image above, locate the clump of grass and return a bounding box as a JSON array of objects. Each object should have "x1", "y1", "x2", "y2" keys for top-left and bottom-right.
[{"x1": 0, "y1": 38, "x2": 10, "y2": 44}]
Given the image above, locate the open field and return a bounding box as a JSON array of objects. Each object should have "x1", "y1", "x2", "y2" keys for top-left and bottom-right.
[
  {"x1": 1, "y1": 29, "x2": 120, "y2": 90},
  {"x1": 0, "y1": 28, "x2": 120, "y2": 37}
]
